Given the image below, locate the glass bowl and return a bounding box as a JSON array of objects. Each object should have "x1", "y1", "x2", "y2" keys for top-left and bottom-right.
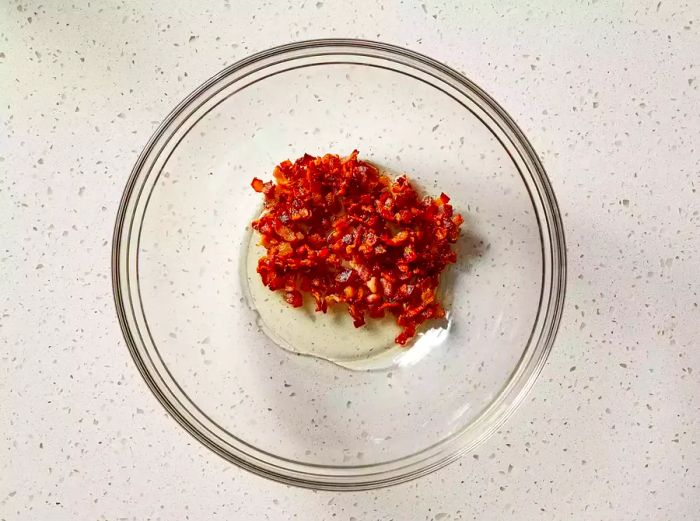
[{"x1": 112, "y1": 39, "x2": 566, "y2": 490}]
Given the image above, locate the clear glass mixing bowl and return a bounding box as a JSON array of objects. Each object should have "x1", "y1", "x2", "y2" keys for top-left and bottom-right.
[{"x1": 112, "y1": 39, "x2": 566, "y2": 490}]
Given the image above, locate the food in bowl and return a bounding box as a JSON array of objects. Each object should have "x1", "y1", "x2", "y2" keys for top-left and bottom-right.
[{"x1": 250, "y1": 151, "x2": 463, "y2": 345}]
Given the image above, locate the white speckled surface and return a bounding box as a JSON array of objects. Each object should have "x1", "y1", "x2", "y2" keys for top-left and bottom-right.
[{"x1": 2, "y1": 1, "x2": 699, "y2": 519}]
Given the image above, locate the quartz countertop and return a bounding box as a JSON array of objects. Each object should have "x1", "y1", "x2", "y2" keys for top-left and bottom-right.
[{"x1": 2, "y1": 1, "x2": 698, "y2": 519}]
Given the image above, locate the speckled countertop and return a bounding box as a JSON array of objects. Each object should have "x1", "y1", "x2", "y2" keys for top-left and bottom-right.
[{"x1": 2, "y1": 1, "x2": 699, "y2": 519}]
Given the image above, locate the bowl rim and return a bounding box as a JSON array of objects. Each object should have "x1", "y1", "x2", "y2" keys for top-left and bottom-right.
[{"x1": 112, "y1": 38, "x2": 567, "y2": 490}]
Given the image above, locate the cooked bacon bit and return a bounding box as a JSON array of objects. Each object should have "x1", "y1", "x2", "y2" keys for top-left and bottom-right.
[
  {"x1": 284, "y1": 289, "x2": 303, "y2": 307},
  {"x1": 366, "y1": 293, "x2": 381, "y2": 304},
  {"x1": 275, "y1": 222, "x2": 297, "y2": 242},
  {"x1": 251, "y1": 177, "x2": 264, "y2": 192},
  {"x1": 383, "y1": 230, "x2": 410, "y2": 246},
  {"x1": 250, "y1": 151, "x2": 463, "y2": 345},
  {"x1": 277, "y1": 242, "x2": 293, "y2": 257},
  {"x1": 367, "y1": 276, "x2": 379, "y2": 293}
]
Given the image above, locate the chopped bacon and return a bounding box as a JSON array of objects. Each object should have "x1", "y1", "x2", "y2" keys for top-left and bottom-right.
[
  {"x1": 250, "y1": 151, "x2": 463, "y2": 345},
  {"x1": 251, "y1": 177, "x2": 264, "y2": 192}
]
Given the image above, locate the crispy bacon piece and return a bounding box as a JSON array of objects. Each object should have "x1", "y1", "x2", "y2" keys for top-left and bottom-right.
[{"x1": 250, "y1": 151, "x2": 463, "y2": 345}]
